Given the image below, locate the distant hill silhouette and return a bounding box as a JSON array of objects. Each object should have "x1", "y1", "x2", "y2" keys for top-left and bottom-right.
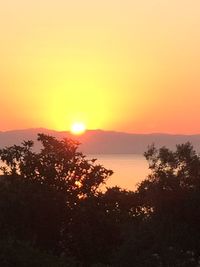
[{"x1": 1, "y1": 128, "x2": 200, "y2": 154}]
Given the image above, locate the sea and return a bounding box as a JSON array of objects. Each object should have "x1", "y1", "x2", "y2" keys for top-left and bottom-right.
[{"x1": 87, "y1": 154, "x2": 150, "y2": 191}]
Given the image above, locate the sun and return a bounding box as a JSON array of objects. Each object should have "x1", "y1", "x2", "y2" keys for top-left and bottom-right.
[{"x1": 70, "y1": 122, "x2": 86, "y2": 135}]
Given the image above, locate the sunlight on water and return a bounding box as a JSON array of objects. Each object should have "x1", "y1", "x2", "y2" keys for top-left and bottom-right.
[{"x1": 88, "y1": 154, "x2": 149, "y2": 190}]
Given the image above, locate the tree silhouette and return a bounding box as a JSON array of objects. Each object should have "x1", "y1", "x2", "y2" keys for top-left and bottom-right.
[
  {"x1": 117, "y1": 143, "x2": 200, "y2": 266},
  {"x1": 1, "y1": 137, "x2": 200, "y2": 266},
  {"x1": 0, "y1": 134, "x2": 113, "y2": 264},
  {"x1": 113, "y1": 143, "x2": 200, "y2": 266}
]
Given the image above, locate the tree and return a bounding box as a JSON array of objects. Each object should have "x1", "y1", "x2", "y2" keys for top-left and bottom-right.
[
  {"x1": 135, "y1": 143, "x2": 200, "y2": 265},
  {"x1": 0, "y1": 134, "x2": 113, "y2": 262},
  {"x1": 138, "y1": 142, "x2": 200, "y2": 226},
  {"x1": 112, "y1": 143, "x2": 200, "y2": 266},
  {"x1": 2, "y1": 135, "x2": 200, "y2": 266},
  {"x1": 0, "y1": 134, "x2": 113, "y2": 198}
]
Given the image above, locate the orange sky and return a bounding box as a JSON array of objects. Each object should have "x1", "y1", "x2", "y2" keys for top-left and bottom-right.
[{"x1": 1, "y1": 0, "x2": 200, "y2": 133}]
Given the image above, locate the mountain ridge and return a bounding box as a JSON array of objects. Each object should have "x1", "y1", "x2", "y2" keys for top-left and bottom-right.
[{"x1": 1, "y1": 128, "x2": 200, "y2": 154}]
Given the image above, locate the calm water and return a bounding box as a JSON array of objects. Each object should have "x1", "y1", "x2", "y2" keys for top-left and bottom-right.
[{"x1": 88, "y1": 154, "x2": 149, "y2": 190}]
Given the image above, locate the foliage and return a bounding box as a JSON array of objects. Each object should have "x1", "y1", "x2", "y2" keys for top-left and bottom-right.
[
  {"x1": 0, "y1": 238, "x2": 75, "y2": 267},
  {"x1": 113, "y1": 143, "x2": 200, "y2": 266},
  {"x1": 0, "y1": 134, "x2": 113, "y2": 266},
  {"x1": 1, "y1": 136, "x2": 200, "y2": 266}
]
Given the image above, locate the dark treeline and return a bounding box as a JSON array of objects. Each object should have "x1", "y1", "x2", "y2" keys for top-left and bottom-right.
[{"x1": 0, "y1": 134, "x2": 200, "y2": 266}]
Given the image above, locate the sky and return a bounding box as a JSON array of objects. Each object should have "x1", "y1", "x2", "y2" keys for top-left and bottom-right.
[{"x1": 1, "y1": 0, "x2": 200, "y2": 134}]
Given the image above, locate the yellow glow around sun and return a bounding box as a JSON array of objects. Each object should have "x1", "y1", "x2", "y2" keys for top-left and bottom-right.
[{"x1": 70, "y1": 122, "x2": 86, "y2": 135}]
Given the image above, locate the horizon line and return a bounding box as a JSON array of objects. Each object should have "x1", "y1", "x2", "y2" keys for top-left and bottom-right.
[{"x1": 1, "y1": 127, "x2": 200, "y2": 136}]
